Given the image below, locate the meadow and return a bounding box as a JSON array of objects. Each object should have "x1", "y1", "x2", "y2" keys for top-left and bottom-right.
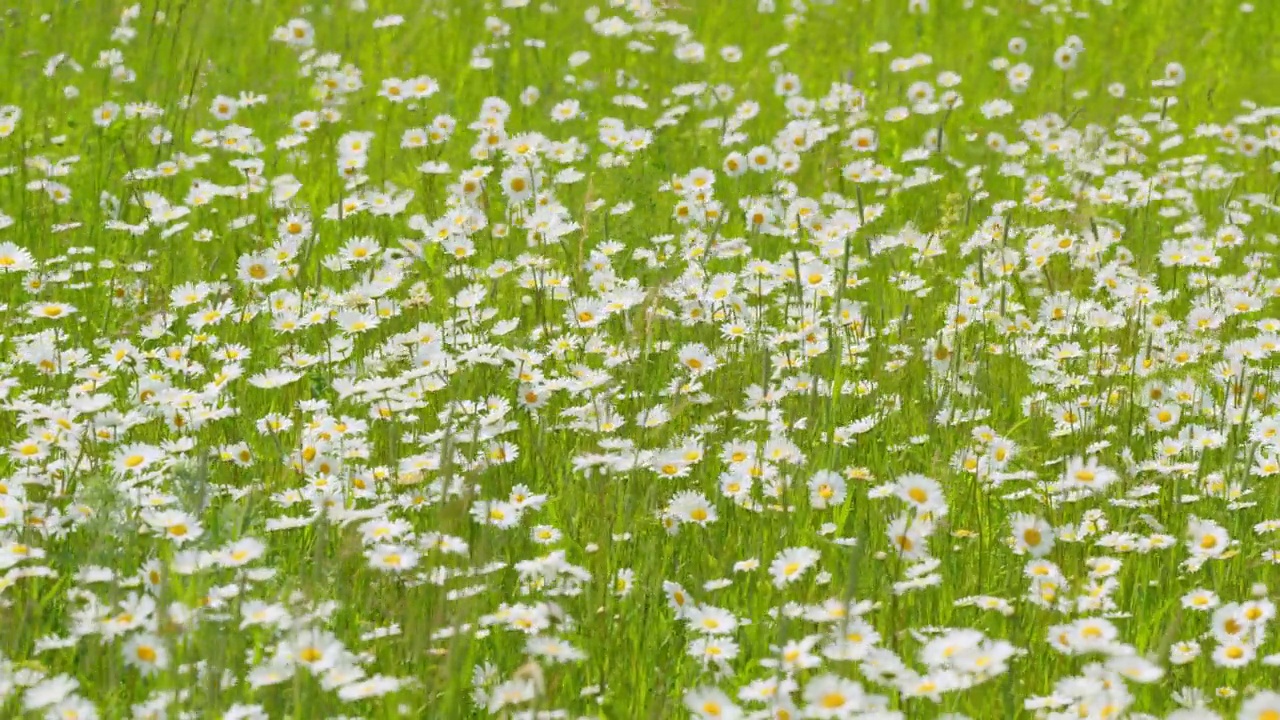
[{"x1": 1, "y1": 0, "x2": 1280, "y2": 717}]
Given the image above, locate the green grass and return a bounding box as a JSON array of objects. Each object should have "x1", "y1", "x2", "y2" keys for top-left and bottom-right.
[{"x1": 1, "y1": 0, "x2": 1280, "y2": 717}]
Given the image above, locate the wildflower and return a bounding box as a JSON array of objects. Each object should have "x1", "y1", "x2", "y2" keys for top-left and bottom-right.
[
  {"x1": 684, "y1": 686, "x2": 743, "y2": 720},
  {"x1": 113, "y1": 443, "x2": 164, "y2": 475},
  {"x1": 809, "y1": 470, "x2": 847, "y2": 509},
  {"x1": 1240, "y1": 692, "x2": 1280, "y2": 720},
  {"x1": 368, "y1": 545, "x2": 420, "y2": 572},
  {"x1": 896, "y1": 474, "x2": 947, "y2": 515},
  {"x1": 1060, "y1": 456, "x2": 1119, "y2": 493},
  {"x1": 802, "y1": 674, "x2": 866, "y2": 718},
  {"x1": 31, "y1": 302, "x2": 76, "y2": 320},
  {"x1": 686, "y1": 605, "x2": 738, "y2": 635},
  {"x1": 770, "y1": 546, "x2": 821, "y2": 588},
  {"x1": 1010, "y1": 514, "x2": 1054, "y2": 557},
  {"x1": 670, "y1": 491, "x2": 717, "y2": 526},
  {"x1": 123, "y1": 633, "x2": 169, "y2": 675}
]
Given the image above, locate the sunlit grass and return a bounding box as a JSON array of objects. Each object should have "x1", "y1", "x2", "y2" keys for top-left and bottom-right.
[{"x1": 0, "y1": 0, "x2": 1279, "y2": 718}]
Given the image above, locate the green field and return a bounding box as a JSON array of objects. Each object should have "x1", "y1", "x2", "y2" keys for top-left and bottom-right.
[{"x1": 2, "y1": 0, "x2": 1280, "y2": 717}]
